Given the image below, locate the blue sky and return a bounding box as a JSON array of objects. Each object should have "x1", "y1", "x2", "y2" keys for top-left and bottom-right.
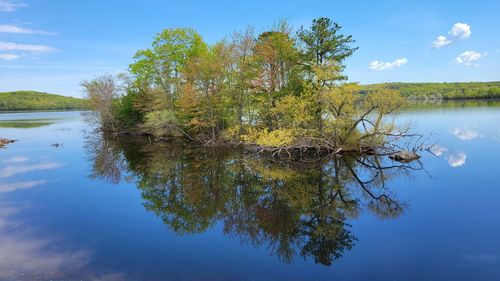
[{"x1": 0, "y1": 0, "x2": 499, "y2": 97}]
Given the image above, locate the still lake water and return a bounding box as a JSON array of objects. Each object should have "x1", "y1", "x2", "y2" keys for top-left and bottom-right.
[{"x1": 0, "y1": 102, "x2": 499, "y2": 281}]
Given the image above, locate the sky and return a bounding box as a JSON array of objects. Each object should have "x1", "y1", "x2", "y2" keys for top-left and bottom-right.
[{"x1": 0, "y1": 0, "x2": 499, "y2": 97}]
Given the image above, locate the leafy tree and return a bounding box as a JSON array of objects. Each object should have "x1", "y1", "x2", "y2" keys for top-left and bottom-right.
[
  {"x1": 253, "y1": 22, "x2": 299, "y2": 130},
  {"x1": 297, "y1": 18, "x2": 358, "y2": 134},
  {"x1": 130, "y1": 28, "x2": 206, "y2": 110},
  {"x1": 297, "y1": 17, "x2": 358, "y2": 87}
]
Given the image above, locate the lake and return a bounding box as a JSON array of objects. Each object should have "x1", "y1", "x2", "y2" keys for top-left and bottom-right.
[{"x1": 0, "y1": 102, "x2": 500, "y2": 281}]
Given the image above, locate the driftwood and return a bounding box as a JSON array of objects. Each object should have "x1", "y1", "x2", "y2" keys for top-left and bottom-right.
[
  {"x1": 389, "y1": 150, "x2": 421, "y2": 163},
  {"x1": 0, "y1": 138, "x2": 16, "y2": 149}
]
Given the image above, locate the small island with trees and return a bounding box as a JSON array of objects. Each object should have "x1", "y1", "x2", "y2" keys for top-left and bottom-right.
[{"x1": 83, "y1": 17, "x2": 418, "y2": 158}]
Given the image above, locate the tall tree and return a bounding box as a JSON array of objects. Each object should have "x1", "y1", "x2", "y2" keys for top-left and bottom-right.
[
  {"x1": 129, "y1": 28, "x2": 206, "y2": 110},
  {"x1": 297, "y1": 17, "x2": 358, "y2": 87},
  {"x1": 227, "y1": 28, "x2": 258, "y2": 136},
  {"x1": 297, "y1": 17, "x2": 358, "y2": 134},
  {"x1": 253, "y1": 21, "x2": 299, "y2": 130}
]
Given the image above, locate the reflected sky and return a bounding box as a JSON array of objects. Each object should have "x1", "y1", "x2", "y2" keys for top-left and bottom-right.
[{"x1": 0, "y1": 106, "x2": 500, "y2": 281}]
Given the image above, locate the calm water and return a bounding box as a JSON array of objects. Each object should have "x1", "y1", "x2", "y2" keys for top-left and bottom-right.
[{"x1": 0, "y1": 103, "x2": 499, "y2": 281}]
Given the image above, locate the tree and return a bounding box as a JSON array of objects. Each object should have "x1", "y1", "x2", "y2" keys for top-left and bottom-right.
[
  {"x1": 81, "y1": 75, "x2": 121, "y2": 130},
  {"x1": 253, "y1": 21, "x2": 299, "y2": 130},
  {"x1": 226, "y1": 28, "x2": 258, "y2": 137},
  {"x1": 181, "y1": 41, "x2": 230, "y2": 139},
  {"x1": 298, "y1": 18, "x2": 358, "y2": 134},
  {"x1": 129, "y1": 28, "x2": 206, "y2": 110},
  {"x1": 297, "y1": 17, "x2": 358, "y2": 87}
]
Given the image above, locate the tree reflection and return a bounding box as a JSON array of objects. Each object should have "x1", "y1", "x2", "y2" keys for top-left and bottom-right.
[{"x1": 85, "y1": 133, "x2": 423, "y2": 266}]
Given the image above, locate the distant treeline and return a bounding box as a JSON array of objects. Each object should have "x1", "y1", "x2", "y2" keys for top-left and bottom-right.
[
  {"x1": 361, "y1": 82, "x2": 500, "y2": 99},
  {"x1": 0, "y1": 91, "x2": 89, "y2": 111}
]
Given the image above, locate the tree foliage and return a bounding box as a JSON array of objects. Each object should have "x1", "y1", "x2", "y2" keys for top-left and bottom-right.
[{"x1": 84, "y1": 18, "x2": 411, "y2": 156}]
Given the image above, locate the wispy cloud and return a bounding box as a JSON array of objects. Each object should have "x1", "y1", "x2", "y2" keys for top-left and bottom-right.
[
  {"x1": 433, "y1": 22, "x2": 471, "y2": 48},
  {"x1": 369, "y1": 58, "x2": 407, "y2": 71},
  {"x1": 0, "y1": 24, "x2": 56, "y2": 35},
  {"x1": 0, "y1": 53, "x2": 20, "y2": 60},
  {"x1": 0, "y1": 41, "x2": 56, "y2": 57},
  {"x1": 0, "y1": 0, "x2": 26, "y2": 12},
  {"x1": 446, "y1": 152, "x2": 467, "y2": 167},
  {"x1": 454, "y1": 51, "x2": 486, "y2": 66}
]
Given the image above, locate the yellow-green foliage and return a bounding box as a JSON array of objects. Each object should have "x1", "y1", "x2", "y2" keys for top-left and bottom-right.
[
  {"x1": 364, "y1": 88, "x2": 403, "y2": 114},
  {"x1": 241, "y1": 128, "x2": 296, "y2": 148},
  {"x1": 141, "y1": 110, "x2": 178, "y2": 137},
  {"x1": 273, "y1": 94, "x2": 316, "y2": 129}
]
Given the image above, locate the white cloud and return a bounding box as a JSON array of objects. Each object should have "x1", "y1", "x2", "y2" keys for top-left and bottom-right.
[
  {"x1": 433, "y1": 22, "x2": 471, "y2": 48},
  {"x1": 369, "y1": 58, "x2": 407, "y2": 71},
  {"x1": 0, "y1": 24, "x2": 55, "y2": 35},
  {"x1": 432, "y1": 35, "x2": 452, "y2": 48},
  {"x1": 453, "y1": 128, "x2": 479, "y2": 140},
  {"x1": 0, "y1": 0, "x2": 26, "y2": 12},
  {"x1": 0, "y1": 41, "x2": 55, "y2": 53},
  {"x1": 454, "y1": 51, "x2": 486, "y2": 66},
  {"x1": 0, "y1": 53, "x2": 20, "y2": 60},
  {"x1": 449, "y1": 23, "x2": 471, "y2": 39},
  {"x1": 446, "y1": 152, "x2": 467, "y2": 167}
]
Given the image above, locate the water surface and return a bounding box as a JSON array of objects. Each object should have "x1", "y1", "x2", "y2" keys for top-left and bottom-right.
[{"x1": 0, "y1": 104, "x2": 499, "y2": 281}]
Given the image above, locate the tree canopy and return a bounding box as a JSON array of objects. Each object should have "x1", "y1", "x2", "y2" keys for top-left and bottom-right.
[{"x1": 82, "y1": 18, "x2": 409, "y2": 156}]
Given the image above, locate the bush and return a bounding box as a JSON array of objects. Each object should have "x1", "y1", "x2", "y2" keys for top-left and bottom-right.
[{"x1": 141, "y1": 110, "x2": 179, "y2": 137}]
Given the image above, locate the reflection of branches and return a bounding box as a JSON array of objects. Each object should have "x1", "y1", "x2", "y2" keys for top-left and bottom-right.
[
  {"x1": 84, "y1": 130, "x2": 128, "y2": 184},
  {"x1": 85, "y1": 134, "x2": 426, "y2": 266}
]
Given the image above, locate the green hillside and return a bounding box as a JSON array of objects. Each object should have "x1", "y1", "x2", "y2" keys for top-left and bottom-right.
[
  {"x1": 0, "y1": 91, "x2": 89, "y2": 111},
  {"x1": 361, "y1": 81, "x2": 500, "y2": 99}
]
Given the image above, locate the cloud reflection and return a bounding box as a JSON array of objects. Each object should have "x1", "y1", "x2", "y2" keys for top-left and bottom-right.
[
  {"x1": 0, "y1": 162, "x2": 60, "y2": 178},
  {"x1": 0, "y1": 202, "x2": 127, "y2": 280},
  {"x1": 446, "y1": 152, "x2": 467, "y2": 167},
  {"x1": 460, "y1": 254, "x2": 497, "y2": 264},
  {"x1": 453, "y1": 128, "x2": 479, "y2": 141},
  {"x1": 2, "y1": 156, "x2": 29, "y2": 163},
  {"x1": 430, "y1": 145, "x2": 448, "y2": 157},
  {"x1": 0, "y1": 180, "x2": 46, "y2": 193},
  {"x1": 0, "y1": 203, "x2": 89, "y2": 280}
]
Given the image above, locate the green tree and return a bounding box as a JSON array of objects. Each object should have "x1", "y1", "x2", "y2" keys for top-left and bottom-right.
[
  {"x1": 298, "y1": 18, "x2": 358, "y2": 134},
  {"x1": 129, "y1": 28, "x2": 206, "y2": 110},
  {"x1": 253, "y1": 22, "x2": 299, "y2": 130}
]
